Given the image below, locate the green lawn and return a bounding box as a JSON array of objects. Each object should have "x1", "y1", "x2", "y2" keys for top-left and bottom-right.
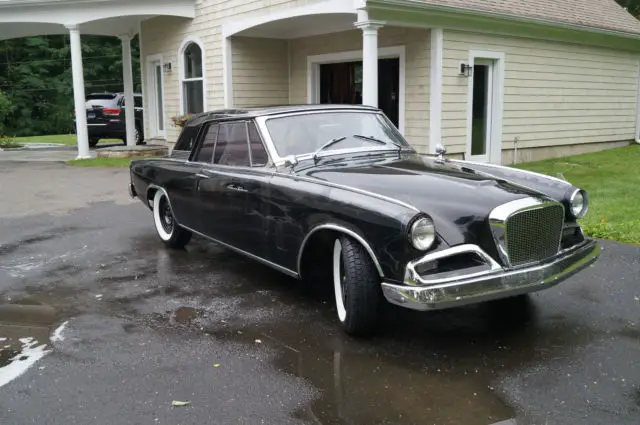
[
  {"x1": 12, "y1": 134, "x2": 122, "y2": 146},
  {"x1": 515, "y1": 144, "x2": 640, "y2": 245},
  {"x1": 66, "y1": 156, "x2": 154, "y2": 168}
]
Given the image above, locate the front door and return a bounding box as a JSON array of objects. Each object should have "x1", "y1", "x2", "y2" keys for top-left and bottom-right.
[
  {"x1": 467, "y1": 56, "x2": 503, "y2": 164},
  {"x1": 319, "y1": 58, "x2": 400, "y2": 128},
  {"x1": 195, "y1": 121, "x2": 271, "y2": 259},
  {"x1": 146, "y1": 58, "x2": 165, "y2": 138}
]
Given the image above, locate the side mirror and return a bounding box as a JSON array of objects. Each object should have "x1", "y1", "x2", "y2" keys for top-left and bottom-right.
[
  {"x1": 435, "y1": 144, "x2": 447, "y2": 163},
  {"x1": 283, "y1": 155, "x2": 299, "y2": 168}
]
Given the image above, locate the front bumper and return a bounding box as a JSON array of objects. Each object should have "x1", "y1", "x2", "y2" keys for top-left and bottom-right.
[{"x1": 381, "y1": 239, "x2": 600, "y2": 311}]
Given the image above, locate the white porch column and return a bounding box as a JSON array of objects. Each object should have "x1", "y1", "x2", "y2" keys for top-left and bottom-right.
[
  {"x1": 355, "y1": 20, "x2": 384, "y2": 108},
  {"x1": 119, "y1": 35, "x2": 137, "y2": 147},
  {"x1": 429, "y1": 28, "x2": 444, "y2": 154},
  {"x1": 66, "y1": 24, "x2": 90, "y2": 159}
]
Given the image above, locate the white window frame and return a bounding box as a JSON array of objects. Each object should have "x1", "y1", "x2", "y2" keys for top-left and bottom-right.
[
  {"x1": 465, "y1": 50, "x2": 505, "y2": 165},
  {"x1": 306, "y1": 45, "x2": 406, "y2": 135},
  {"x1": 178, "y1": 35, "x2": 207, "y2": 115},
  {"x1": 145, "y1": 53, "x2": 166, "y2": 139}
]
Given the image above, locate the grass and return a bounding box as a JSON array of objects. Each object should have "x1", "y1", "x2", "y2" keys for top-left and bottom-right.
[
  {"x1": 65, "y1": 156, "x2": 155, "y2": 168},
  {"x1": 515, "y1": 144, "x2": 640, "y2": 245},
  {"x1": 12, "y1": 134, "x2": 122, "y2": 146}
]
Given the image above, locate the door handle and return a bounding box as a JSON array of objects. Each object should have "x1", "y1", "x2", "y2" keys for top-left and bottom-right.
[
  {"x1": 226, "y1": 184, "x2": 248, "y2": 193},
  {"x1": 196, "y1": 173, "x2": 210, "y2": 179}
]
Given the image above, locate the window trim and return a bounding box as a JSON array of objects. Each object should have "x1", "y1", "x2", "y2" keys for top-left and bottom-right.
[
  {"x1": 192, "y1": 122, "x2": 219, "y2": 163},
  {"x1": 178, "y1": 35, "x2": 207, "y2": 115},
  {"x1": 190, "y1": 119, "x2": 272, "y2": 168}
]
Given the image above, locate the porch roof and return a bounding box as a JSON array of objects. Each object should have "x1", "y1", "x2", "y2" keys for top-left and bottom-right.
[
  {"x1": 0, "y1": 0, "x2": 196, "y2": 39},
  {"x1": 381, "y1": 0, "x2": 640, "y2": 37}
]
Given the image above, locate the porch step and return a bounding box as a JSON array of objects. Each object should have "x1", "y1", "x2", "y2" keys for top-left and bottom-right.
[{"x1": 96, "y1": 143, "x2": 169, "y2": 158}]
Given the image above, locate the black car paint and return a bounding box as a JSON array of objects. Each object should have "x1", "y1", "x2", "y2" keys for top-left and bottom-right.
[{"x1": 130, "y1": 106, "x2": 582, "y2": 283}]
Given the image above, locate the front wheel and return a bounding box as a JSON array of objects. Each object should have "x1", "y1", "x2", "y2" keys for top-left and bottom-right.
[
  {"x1": 153, "y1": 190, "x2": 192, "y2": 249},
  {"x1": 333, "y1": 235, "x2": 382, "y2": 336}
]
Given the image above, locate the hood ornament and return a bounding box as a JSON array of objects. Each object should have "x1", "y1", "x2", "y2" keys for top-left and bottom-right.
[{"x1": 435, "y1": 144, "x2": 447, "y2": 164}]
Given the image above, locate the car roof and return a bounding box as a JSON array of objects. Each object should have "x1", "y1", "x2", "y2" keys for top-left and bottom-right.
[{"x1": 185, "y1": 104, "x2": 381, "y2": 127}]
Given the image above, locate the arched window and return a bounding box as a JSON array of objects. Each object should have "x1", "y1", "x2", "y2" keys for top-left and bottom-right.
[{"x1": 180, "y1": 37, "x2": 205, "y2": 114}]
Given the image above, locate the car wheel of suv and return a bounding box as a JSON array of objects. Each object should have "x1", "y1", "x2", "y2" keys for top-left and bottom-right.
[
  {"x1": 135, "y1": 126, "x2": 145, "y2": 145},
  {"x1": 89, "y1": 138, "x2": 100, "y2": 147},
  {"x1": 333, "y1": 235, "x2": 381, "y2": 336},
  {"x1": 153, "y1": 190, "x2": 192, "y2": 249}
]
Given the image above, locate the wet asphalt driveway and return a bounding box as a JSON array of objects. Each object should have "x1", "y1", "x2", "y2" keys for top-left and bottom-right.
[{"x1": 0, "y1": 160, "x2": 639, "y2": 425}]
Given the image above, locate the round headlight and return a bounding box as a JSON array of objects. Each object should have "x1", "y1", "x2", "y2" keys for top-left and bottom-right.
[
  {"x1": 410, "y1": 217, "x2": 436, "y2": 251},
  {"x1": 570, "y1": 189, "x2": 588, "y2": 218}
]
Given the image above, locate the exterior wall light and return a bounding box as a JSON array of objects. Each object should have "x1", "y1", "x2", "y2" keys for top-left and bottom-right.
[{"x1": 459, "y1": 63, "x2": 473, "y2": 77}]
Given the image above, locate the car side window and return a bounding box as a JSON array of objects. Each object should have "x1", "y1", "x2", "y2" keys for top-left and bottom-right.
[
  {"x1": 247, "y1": 122, "x2": 269, "y2": 167},
  {"x1": 214, "y1": 122, "x2": 250, "y2": 167},
  {"x1": 194, "y1": 124, "x2": 219, "y2": 163},
  {"x1": 174, "y1": 125, "x2": 200, "y2": 152}
]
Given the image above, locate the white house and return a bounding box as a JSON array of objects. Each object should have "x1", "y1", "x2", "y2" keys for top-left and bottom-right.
[{"x1": 2, "y1": 0, "x2": 640, "y2": 163}]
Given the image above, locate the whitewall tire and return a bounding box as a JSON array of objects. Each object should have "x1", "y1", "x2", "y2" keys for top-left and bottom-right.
[
  {"x1": 152, "y1": 190, "x2": 192, "y2": 249},
  {"x1": 332, "y1": 234, "x2": 382, "y2": 336}
]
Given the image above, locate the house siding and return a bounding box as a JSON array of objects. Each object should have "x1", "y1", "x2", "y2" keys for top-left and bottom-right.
[
  {"x1": 140, "y1": 0, "x2": 325, "y2": 143},
  {"x1": 442, "y1": 30, "x2": 639, "y2": 155},
  {"x1": 232, "y1": 37, "x2": 289, "y2": 107},
  {"x1": 289, "y1": 27, "x2": 431, "y2": 151}
]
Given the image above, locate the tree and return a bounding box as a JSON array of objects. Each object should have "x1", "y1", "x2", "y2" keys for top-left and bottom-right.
[
  {"x1": 0, "y1": 35, "x2": 140, "y2": 137},
  {"x1": 0, "y1": 90, "x2": 12, "y2": 135},
  {"x1": 616, "y1": 0, "x2": 640, "y2": 18}
]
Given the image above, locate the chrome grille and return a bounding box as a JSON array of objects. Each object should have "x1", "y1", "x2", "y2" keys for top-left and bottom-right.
[{"x1": 505, "y1": 204, "x2": 564, "y2": 267}]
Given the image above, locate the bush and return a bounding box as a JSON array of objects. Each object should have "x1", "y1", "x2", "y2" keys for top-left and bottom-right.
[{"x1": 0, "y1": 91, "x2": 12, "y2": 135}]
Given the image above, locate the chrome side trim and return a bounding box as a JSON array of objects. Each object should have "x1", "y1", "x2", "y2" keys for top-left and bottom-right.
[
  {"x1": 488, "y1": 196, "x2": 565, "y2": 267},
  {"x1": 405, "y1": 244, "x2": 502, "y2": 286},
  {"x1": 180, "y1": 225, "x2": 299, "y2": 279},
  {"x1": 274, "y1": 172, "x2": 419, "y2": 213},
  {"x1": 296, "y1": 223, "x2": 384, "y2": 278},
  {"x1": 382, "y1": 239, "x2": 600, "y2": 311}
]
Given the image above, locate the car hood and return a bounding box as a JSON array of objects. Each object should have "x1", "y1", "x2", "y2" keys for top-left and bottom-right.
[{"x1": 297, "y1": 153, "x2": 547, "y2": 247}]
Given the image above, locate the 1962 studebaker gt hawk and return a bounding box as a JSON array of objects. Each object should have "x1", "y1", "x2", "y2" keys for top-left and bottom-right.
[{"x1": 128, "y1": 105, "x2": 600, "y2": 335}]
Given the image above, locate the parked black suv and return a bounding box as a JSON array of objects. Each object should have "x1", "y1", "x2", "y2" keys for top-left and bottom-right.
[{"x1": 82, "y1": 92, "x2": 145, "y2": 147}]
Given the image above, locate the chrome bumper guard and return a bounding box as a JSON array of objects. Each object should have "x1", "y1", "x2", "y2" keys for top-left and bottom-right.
[{"x1": 381, "y1": 239, "x2": 600, "y2": 311}]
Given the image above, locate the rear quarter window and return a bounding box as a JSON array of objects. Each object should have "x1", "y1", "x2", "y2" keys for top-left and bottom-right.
[{"x1": 174, "y1": 124, "x2": 201, "y2": 152}]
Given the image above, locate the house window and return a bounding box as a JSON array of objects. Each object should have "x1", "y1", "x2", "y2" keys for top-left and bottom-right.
[{"x1": 180, "y1": 39, "x2": 205, "y2": 114}]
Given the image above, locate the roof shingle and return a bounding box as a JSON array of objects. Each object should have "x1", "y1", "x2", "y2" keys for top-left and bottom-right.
[{"x1": 412, "y1": 0, "x2": 640, "y2": 36}]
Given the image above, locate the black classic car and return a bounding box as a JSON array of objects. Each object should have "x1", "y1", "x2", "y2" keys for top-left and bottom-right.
[{"x1": 128, "y1": 104, "x2": 600, "y2": 335}]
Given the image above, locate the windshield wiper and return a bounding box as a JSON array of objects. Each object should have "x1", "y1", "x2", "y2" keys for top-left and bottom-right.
[
  {"x1": 312, "y1": 136, "x2": 347, "y2": 164},
  {"x1": 353, "y1": 134, "x2": 403, "y2": 157}
]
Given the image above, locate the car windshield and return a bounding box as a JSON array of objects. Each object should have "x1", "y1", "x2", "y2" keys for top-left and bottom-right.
[{"x1": 264, "y1": 111, "x2": 414, "y2": 158}]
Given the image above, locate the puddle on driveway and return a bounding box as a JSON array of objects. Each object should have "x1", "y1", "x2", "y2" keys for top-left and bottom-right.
[{"x1": 0, "y1": 299, "x2": 65, "y2": 388}]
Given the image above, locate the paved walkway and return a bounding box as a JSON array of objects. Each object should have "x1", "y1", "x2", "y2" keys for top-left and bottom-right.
[{"x1": 0, "y1": 160, "x2": 134, "y2": 219}]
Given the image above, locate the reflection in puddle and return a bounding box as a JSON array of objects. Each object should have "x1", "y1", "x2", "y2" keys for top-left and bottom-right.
[
  {"x1": 0, "y1": 301, "x2": 65, "y2": 388},
  {"x1": 171, "y1": 306, "x2": 201, "y2": 325},
  {"x1": 0, "y1": 337, "x2": 50, "y2": 387}
]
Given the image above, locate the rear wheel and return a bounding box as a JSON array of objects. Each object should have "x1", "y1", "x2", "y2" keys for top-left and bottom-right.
[
  {"x1": 89, "y1": 138, "x2": 100, "y2": 147},
  {"x1": 153, "y1": 190, "x2": 192, "y2": 249},
  {"x1": 333, "y1": 235, "x2": 382, "y2": 336},
  {"x1": 135, "y1": 126, "x2": 145, "y2": 145}
]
